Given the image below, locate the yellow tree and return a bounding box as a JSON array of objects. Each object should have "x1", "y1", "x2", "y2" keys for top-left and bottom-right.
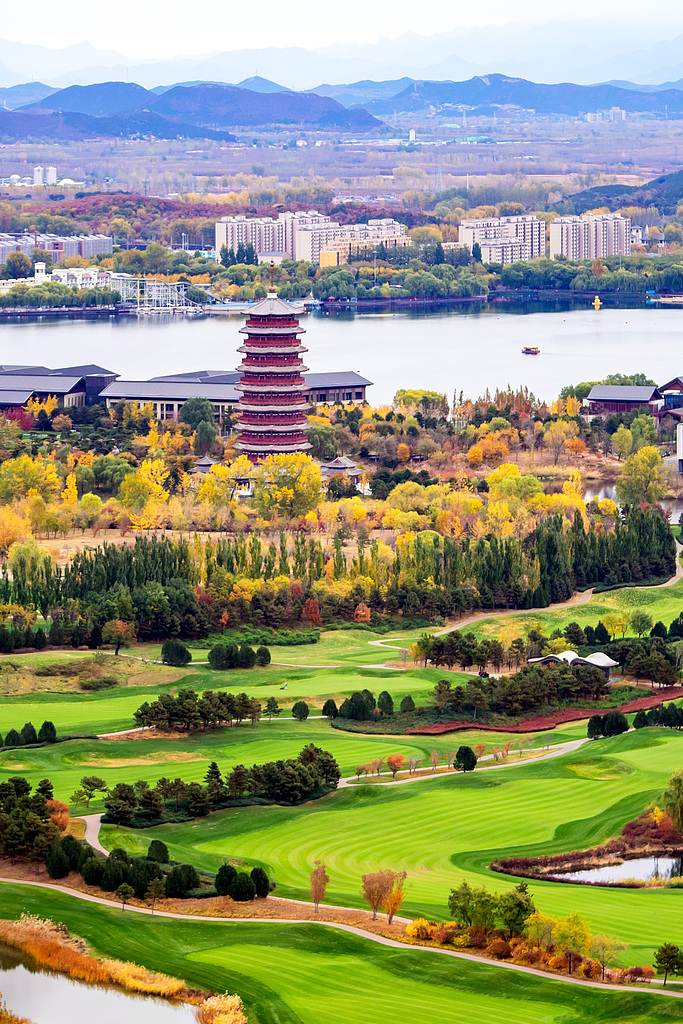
[
  {"x1": 0, "y1": 507, "x2": 30, "y2": 552},
  {"x1": 197, "y1": 456, "x2": 253, "y2": 507},
  {"x1": 543, "y1": 420, "x2": 579, "y2": 464},
  {"x1": 252, "y1": 454, "x2": 322, "y2": 520},
  {"x1": 615, "y1": 446, "x2": 666, "y2": 505}
]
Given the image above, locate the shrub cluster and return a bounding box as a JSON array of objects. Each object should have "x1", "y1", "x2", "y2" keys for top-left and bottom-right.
[{"x1": 134, "y1": 688, "x2": 263, "y2": 732}]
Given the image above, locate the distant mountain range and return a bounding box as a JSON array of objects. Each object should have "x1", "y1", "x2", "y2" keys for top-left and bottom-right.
[
  {"x1": 5, "y1": 23, "x2": 683, "y2": 91},
  {"x1": 363, "y1": 74, "x2": 683, "y2": 116},
  {"x1": 0, "y1": 80, "x2": 381, "y2": 141}
]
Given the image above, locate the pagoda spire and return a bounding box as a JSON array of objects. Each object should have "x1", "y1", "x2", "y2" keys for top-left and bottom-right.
[{"x1": 234, "y1": 288, "x2": 311, "y2": 462}]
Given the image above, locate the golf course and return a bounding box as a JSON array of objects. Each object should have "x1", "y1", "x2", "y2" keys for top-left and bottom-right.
[{"x1": 3, "y1": 599, "x2": 683, "y2": 1022}]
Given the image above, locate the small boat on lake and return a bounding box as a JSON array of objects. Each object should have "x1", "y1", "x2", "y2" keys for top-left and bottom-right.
[{"x1": 522, "y1": 346, "x2": 540, "y2": 355}]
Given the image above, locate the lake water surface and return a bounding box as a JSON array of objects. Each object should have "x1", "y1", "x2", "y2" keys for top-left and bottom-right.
[
  {"x1": 0, "y1": 943, "x2": 197, "y2": 1024},
  {"x1": 0, "y1": 304, "x2": 681, "y2": 404},
  {"x1": 556, "y1": 856, "x2": 683, "y2": 884}
]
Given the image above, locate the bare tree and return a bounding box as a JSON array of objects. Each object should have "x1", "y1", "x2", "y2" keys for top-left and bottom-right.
[
  {"x1": 360, "y1": 870, "x2": 394, "y2": 920},
  {"x1": 430, "y1": 750, "x2": 440, "y2": 772}
]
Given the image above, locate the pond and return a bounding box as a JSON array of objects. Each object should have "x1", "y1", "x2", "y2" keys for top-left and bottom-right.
[
  {"x1": 555, "y1": 855, "x2": 683, "y2": 884},
  {"x1": 0, "y1": 943, "x2": 197, "y2": 1024}
]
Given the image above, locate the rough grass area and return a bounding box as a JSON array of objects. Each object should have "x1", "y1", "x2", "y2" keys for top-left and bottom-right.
[
  {"x1": 1, "y1": 883, "x2": 682, "y2": 1024},
  {"x1": 98, "y1": 728, "x2": 683, "y2": 962}
]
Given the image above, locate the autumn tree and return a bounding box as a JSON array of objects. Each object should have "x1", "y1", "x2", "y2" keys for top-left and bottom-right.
[
  {"x1": 102, "y1": 619, "x2": 137, "y2": 655},
  {"x1": 386, "y1": 753, "x2": 404, "y2": 777},
  {"x1": 543, "y1": 420, "x2": 579, "y2": 465},
  {"x1": 616, "y1": 446, "x2": 666, "y2": 506},
  {"x1": 383, "y1": 870, "x2": 407, "y2": 924},
  {"x1": 251, "y1": 453, "x2": 322, "y2": 519},
  {"x1": 663, "y1": 769, "x2": 683, "y2": 832},
  {"x1": 591, "y1": 933, "x2": 628, "y2": 979},
  {"x1": 310, "y1": 860, "x2": 329, "y2": 913},
  {"x1": 360, "y1": 869, "x2": 395, "y2": 920},
  {"x1": 612, "y1": 424, "x2": 633, "y2": 461}
]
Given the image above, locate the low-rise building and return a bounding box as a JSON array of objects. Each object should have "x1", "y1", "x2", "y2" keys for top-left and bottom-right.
[
  {"x1": 586, "y1": 384, "x2": 661, "y2": 415},
  {"x1": 100, "y1": 369, "x2": 373, "y2": 425}
]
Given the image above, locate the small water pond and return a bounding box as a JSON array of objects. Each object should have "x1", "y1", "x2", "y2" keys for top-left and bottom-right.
[
  {"x1": 0, "y1": 944, "x2": 197, "y2": 1024},
  {"x1": 555, "y1": 855, "x2": 683, "y2": 884}
]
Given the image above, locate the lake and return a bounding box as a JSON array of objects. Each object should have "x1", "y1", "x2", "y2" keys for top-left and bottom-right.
[
  {"x1": 0, "y1": 942, "x2": 197, "y2": 1024},
  {"x1": 554, "y1": 855, "x2": 683, "y2": 884},
  {"x1": 0, "y1": 304, "x2": 682, "y2": 405}
]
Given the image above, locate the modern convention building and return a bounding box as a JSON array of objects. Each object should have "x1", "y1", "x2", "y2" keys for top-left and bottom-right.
[{"x1": 233, "y1": 283, "x2": 312, "y2": 460}]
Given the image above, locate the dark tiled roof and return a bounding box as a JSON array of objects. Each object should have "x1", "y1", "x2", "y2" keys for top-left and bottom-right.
[
  {"x1": 587, "y1": 385, "x2": 658, "y2": 402},
  {"x1": 101, "y1": 380, "x2": 240, "y2": 401},
  {"x1": 0, "y1": 389, "x2": 37, "y2": 405},
  {"x1": 0, "y1": 374, "x2": 84, "y2": 393}
]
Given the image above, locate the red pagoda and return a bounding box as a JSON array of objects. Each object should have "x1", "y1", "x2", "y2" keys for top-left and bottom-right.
[{"x1": 234, "y1": 271, "x2": 311, "y2": 461}]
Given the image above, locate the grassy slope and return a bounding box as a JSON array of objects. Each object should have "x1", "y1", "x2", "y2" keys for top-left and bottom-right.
[
  {"x1": 1, "y1": 883, "x2": 682, "y2": 1024},
  {"x1": 466, "y1": 578, "x2": 683, "y2": 642},
  {"x1": 100, "y1": 729, "x2": 683, "y2": 963},
  {"x1": 0, "y1": 718, "x2": 583, "y2": 804}
]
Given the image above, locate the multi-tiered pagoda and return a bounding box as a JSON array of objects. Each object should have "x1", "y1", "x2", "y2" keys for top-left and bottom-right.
[{"x1": 234, "y1": 273, "x2": 311, "y2": 461}]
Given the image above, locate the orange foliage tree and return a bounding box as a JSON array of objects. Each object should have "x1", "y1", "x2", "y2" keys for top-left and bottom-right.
[
  {"x1": 383, "y1": 870, "x2": 407, "y2": 924},
  {"x1": 353, "y1": 602, "x2": 371, "y2": 623},
  {"x1": 310, "y1": 860, "x2": 330, "y2": 913},
  {"x1": 47, "y1": 799, "x2": 69, "y2": 833},
  {"x1": 386, "y1": 753, "x2": 405, "y2": 777}
]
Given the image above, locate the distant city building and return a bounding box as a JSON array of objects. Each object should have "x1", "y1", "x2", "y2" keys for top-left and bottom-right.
[
  {"x1": 0, "y1": 233, "x2": 113, "y2": 264},
  {"x1": 610, "y1": 107, "x2": 626, "y2": 122},
  {"x1": 215, "y1": 211, "x2": 335, "y2": 262},
  {"x1": 33, "y1": 166, "x2": 44, "y2": 186},
  {"x1": 215, "y1": 212, "x2": 407, "y2": 265},
  {"x1": 409, "y1": 129, "x2": 416, "y2": 142},
  {"x1": 549, "y1": 213, "x2": 631, "y2": 259},
  {"x1": 46, "y1": 166, "x2": 58, "y2": 185},
  {"x1": 458, "y1": 215, "x2": 546, "y2": 264}
]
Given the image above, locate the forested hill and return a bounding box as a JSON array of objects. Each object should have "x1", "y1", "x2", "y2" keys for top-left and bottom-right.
[{"x1": 553, "y1": 169, "x2": 683, "y2": 216}]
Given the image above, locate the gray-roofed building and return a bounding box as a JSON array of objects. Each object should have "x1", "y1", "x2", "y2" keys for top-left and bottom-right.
[
  {"x1": 110, "y1": 368, "x2": 373, "y2": 420},
  {"x1": 100, "y1": 379, "x2": 240, "y2": 424},
  {"x1": 0, "y1": 374, "x2": 86, "y2": 409},
  {"x1": 0, "y1": 363, "x2": 118, "y2": 405},
  {"x1": 586, "y1": 384, "x2": 661, "y2": 415}
]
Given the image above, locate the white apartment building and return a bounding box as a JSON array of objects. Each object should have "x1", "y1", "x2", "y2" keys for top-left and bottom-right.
[
  {"x1": 33, "y1": 166, "x2": 44, "y2": 186},
  {"x1": 215, "y1": 213, "x2": 407, "y2": 265},
  {"x1": 458, "y1": 215, "x2": 546, "y2": 264},
  {"x1": 549, "y1": 213, "x2": 631, "y2": 260},
  {"x1": 215, "y1": 211, "x2": 336, "y2": 261}
]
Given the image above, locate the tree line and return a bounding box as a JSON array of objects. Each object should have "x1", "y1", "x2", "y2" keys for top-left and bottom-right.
[
  {"x1": 133, "y1": 688, "x2": 277, "y2": 732},
  {"x1": 0, "y1": 720, "x2": 56, "y2": 749},
  {"x1": 96, "y1": 746, "x2": 341, "y2": 827}
]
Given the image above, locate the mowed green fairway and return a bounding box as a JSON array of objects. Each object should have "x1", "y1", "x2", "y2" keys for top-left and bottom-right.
[
  {"x1": 0, "y1": 716, "x2": 576, "y2": 804},
  {"x1": 102, "y1": 729, "x2": 683, "y2": 962},
  {"x1": 0, "y1": 663, "x2": 460, "y2": 736},
  {"x1": 2, "y1": 883, "x2": 683, "y2": 1024}
]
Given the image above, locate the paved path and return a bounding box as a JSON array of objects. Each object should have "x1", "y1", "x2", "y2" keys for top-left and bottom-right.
[
  {"x1": 1, "y1": 876, "x2": 680, "y2": 1000},
  {"x1": 337, "y1": 735, "x2": 591, "y2": 788}
]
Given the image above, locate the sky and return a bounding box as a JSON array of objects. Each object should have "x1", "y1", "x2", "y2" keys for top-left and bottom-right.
[{"x1": 0, "y1": 1, "x2": 678, "y2": 59}]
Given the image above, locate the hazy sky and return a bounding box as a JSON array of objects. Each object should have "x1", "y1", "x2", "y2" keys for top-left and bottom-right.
[{"x1": 1, "y1": 1, "x2": 677, "y2": 59}]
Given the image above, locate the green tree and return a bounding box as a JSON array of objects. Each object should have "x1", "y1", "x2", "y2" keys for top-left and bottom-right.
[
  {"x1": 116, "y1": 882, "x2": 135, "y2": 910},
  {"x1": 161, "y1": 638, "x2": 191, "y2": 666},
  {"x1": 265, "y1": 696, "x2": 281, "y2": 721},
  {"x1": 45, "y1": 840, "x2": 70, "y2": 879},
  {"x1": 292, "y1": 700, "x2": 309, "y2": 721},
  {"x1": 664, "y1": 769, "x2": 683, "y2": 832},
  {"x1": 612, "y1": 424, "x2": 633, "y2": 461},
  {"x1": 229, "y1": 872, "x2": 256, "y2": 901},
  {"x1": 455, "y1": 745, "x2": 477, "y2": 772},
  {"x1": 654, "y1": 942, "x2": 683, "y2": 985},
  {"x1": 630, "y1": 610, "x2": 654, "y2": 637},
  {"x1": 147, "y1": 839, "x2": 169, "y2": 862},
  {"x1": 216, "y1": 863, "x2": 237, "y2": 895},
  {"x1": 630, "y1": 414, "x2": 657, "y2": 451},
  {"x1": 179, "y1": 397, "x2": 215, "y2": 429},
  {"x1": 145, "y1": 876, "x2": 166, "y2": 914},
  {"x1": 400, "y1": 694, "x2": 415, "y2": 714},
  {"x1": 615, "y1": 446, "x2": 666, "y2": 505},
  {"x1": 498, "y1": 882, "x2": 536, "y2": 938},
  {"x1": 322, "y1": 698, "x2": 338, "y2": 719},
  {"x1": 37, "y1": 720, "x2": 57, "y2": 743},
  {"x1": 377, "y1": 691, "x2": 394, "y2": 716},
  {"x1": 4, "y1": 251, "x2": 32, "y2": 279},
  {"x1": 80, "y1": 775, "x2": 108, "y2": 807},
  {"x1": 251, "y1": 866, "x2": 270, "y2": 897}
]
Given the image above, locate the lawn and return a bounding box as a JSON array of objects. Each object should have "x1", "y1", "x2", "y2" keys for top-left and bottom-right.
[
  {"x1": 1, "y1": 883, "x2": 682, "y2": 1024},
  {"x1": 99, "y1": 728, "x2": 683, "y2": 963},
  {"x1": 0, "y1": 717, "x2": 581, "y2": 805},
  {"x1": 463, "y1": 578, "x2": 683, "y2": 644},
  {"x1": 0, "y1": 661, "x2": 469, "y2": 737}
]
